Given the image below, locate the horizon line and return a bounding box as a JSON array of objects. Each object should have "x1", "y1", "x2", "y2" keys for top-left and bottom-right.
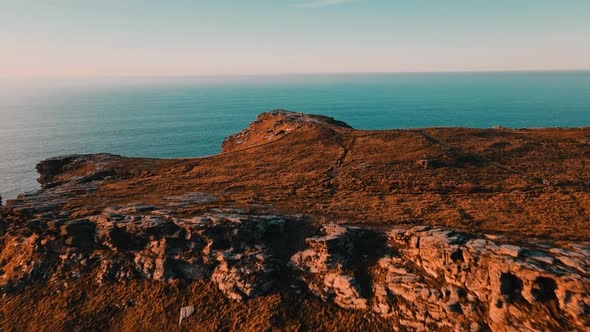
[{"x1": 2, "y1": 68, "x2": 590, "y2": 80}]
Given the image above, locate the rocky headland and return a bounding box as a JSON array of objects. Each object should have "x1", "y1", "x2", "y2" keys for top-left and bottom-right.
[{"x1": 1, "y1": 110, "x2": 589, "y2": 331}]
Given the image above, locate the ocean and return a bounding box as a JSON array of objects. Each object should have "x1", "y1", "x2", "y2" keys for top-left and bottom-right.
[{"x1": 1, "y1": 71, "x2": 589, "y2": 199}]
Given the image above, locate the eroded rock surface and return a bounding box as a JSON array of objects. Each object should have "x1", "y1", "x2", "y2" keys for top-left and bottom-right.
[
  {"x1": 36, "y1": 153, "x2": 123, "y2": 189},
  {"x1": 1, "y1": 197, "x2": 311, "y2": 301},
  {"x1": 290, "y1": 224, "x2": 590, "y2": 331},
  {"x1": 2, "y1": 191, "x2": 588, "y2": 331}
]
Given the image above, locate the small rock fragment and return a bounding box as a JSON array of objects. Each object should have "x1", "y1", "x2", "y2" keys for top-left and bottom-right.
[{"x1": 179, "y1": 306, "x2": 195, "y2": 326}]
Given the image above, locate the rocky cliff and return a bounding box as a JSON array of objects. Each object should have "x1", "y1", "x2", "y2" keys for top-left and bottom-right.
[{"x1": 1, "y1": 110, "x2": 589, "y2": 331}]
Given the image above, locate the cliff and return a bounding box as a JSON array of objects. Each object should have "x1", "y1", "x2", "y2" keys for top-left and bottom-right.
[{"x1": 1, "y1": 110, "x2": 589, "y2": 331}]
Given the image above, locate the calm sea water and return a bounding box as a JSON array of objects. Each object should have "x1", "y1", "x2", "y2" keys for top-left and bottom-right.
[{"x1": 1, "y1": 72, "x2": 590, "y2": 199}]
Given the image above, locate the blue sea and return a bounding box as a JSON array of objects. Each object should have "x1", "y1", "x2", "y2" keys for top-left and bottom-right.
[{"x1": 1, "y1": 72, "x2": 590, "y2": 199}]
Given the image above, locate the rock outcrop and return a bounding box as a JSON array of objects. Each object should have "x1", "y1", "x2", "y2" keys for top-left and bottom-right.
[
  {"x1": 291, "y1": 224, "x2": 590, "y2": 331},
  {"x1": 1, "y1": 198, "x2": 311, "y2": 301},
  {"x1": 36, "y1": 153, "x2": 122, "y2": 188},
  {"x1": 222, "y1": 109, "x2": 351, "y2": 153},
  {"x1": 2, "y1": 191, "x2": 588, "y2": 330}
]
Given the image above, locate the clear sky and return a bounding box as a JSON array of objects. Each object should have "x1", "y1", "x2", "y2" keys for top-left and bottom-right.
[{"x1": 2, "y1": 0, "x2": 590, "y2": 77}]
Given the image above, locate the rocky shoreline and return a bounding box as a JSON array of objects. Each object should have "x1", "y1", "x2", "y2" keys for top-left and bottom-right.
[{"x1": 1, "y1": 110, "x2": 589, "y2": 331}]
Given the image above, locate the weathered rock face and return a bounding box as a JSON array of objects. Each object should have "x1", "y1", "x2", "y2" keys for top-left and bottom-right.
[
  {"x1": 2, "y1": 190, "x2": 588, "y2": 331},
  {"x1": 221, "y1": 109, "x2": 351, "y2": 153},
  {"x1": 35, "y1": 154, "x2": 122, "y2": 188},
  {"x1": 0, "y1": 201, "x2": 311, "y2": 301},
  {"x1": 289, "y1": 224, "x2": 590, "y2": 331},
  {"x1": 290, "y1": 224, "x2": 384, "y2": 311}
]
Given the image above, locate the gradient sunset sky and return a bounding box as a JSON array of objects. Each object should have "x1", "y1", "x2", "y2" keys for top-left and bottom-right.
[{"x1": 2, "y1": 0, "x2": 590, "y2": 77}]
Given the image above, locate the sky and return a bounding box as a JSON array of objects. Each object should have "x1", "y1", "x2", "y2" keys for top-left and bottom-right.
[{"x1": 1, "y1": 0, "x2": 590, "y2": 77}]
